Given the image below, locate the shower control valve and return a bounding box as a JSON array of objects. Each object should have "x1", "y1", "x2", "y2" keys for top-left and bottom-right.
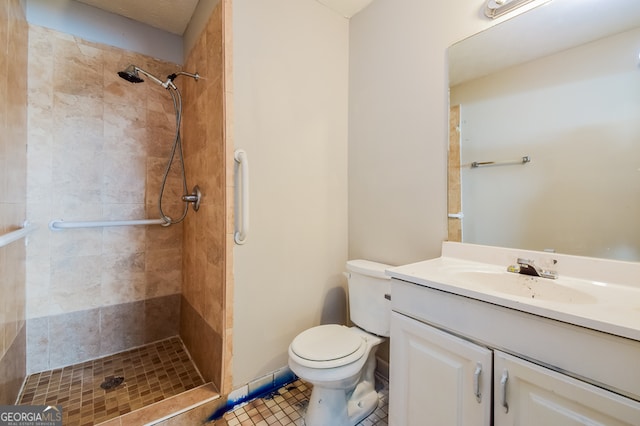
[{"x1": 182, "y1": 185, "x2": 201, "y2": 212}]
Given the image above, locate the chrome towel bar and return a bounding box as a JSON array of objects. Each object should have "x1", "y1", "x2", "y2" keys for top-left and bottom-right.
[{"x1": 471, "y1": 156, "x2": 530, "y2": 168}]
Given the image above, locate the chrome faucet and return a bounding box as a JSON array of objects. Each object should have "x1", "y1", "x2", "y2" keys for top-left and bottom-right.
[{"x1": 515, "y1": 258, "x2": 557, "y2": 279}]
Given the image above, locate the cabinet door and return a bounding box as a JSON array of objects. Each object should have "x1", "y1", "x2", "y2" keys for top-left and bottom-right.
[
  {"x1": 494, "y1": 350, "x2": 640, "y2": 425},
  {"x1": 389, "y1": 311, "x2": 492, "y2": 426}
]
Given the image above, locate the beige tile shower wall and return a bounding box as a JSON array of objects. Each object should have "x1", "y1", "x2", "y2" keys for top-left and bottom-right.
[
  {"x1": 180, "y1": 0, "x2": 229, "y2": 391},
  {"x1": 26, "y1": 25, "x2": 184, "y2": 369},
  {"x1": 222, "y1": 0, "x2": 234, "y2": 396},
  {"x1": 0, "y1": 0, "x2": 28, "y2": 404}
]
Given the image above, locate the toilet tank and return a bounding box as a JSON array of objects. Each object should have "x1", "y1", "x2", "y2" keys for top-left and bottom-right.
[{"x1": 346, "y1": 260, "x2": 392, "y2": 337}]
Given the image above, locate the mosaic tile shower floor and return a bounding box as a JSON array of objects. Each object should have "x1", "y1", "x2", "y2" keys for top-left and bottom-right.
[
  {"x1": 215, "y1": 377, "x2": 388, "y2": 426},
  {"x1": 18, "y1": 337, "x2": 205, "y2": 425}
]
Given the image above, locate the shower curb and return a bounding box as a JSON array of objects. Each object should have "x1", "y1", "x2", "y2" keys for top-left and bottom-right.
[{"x1": 94, "y1": 383, "x2": 220, "y2": 426}]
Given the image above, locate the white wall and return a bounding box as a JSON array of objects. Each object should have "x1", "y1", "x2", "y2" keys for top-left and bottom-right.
[
  {"x1": 230, "y1": 0, "x2": 530, "y2": 387},
  {"x1": 232, "y1": 0, "x2": 349, "y2": 387},
  {"x1": 25, "y1": 0, "x2": 182, "y2": 64},
  {"x1": 348, "y1": 0, "x2": 498, "y2": 266}
]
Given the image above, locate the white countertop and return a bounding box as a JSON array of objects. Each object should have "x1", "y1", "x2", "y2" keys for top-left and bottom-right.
[{"x1": 386, "y1": 243, "x2": 640, "y2": 342}]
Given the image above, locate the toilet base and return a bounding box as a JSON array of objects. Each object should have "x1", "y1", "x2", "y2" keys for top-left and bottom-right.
[
  {"x1": 348, "y1": 380, "x2": 380, "y2": 424},
  {"x1": 305, "y1": 379, "x2": 379, "y2": 426},
  {"x1": 302, "y1": 340, "x2": 380, "y2": 426}
]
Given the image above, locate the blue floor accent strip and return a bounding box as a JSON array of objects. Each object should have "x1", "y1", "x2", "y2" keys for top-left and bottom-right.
[{"x1": 207, "y1": 370, "x2": 297, "y2": 422}]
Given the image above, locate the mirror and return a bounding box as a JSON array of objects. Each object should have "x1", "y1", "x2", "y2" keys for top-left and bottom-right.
[{"x1": 448, "y1": 0, "x2": 640, "y2": 261}]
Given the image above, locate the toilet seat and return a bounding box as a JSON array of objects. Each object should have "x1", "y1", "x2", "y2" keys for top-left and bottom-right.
[{"x1": 290, "y1": 325, "x2": 366, "y2": 369}]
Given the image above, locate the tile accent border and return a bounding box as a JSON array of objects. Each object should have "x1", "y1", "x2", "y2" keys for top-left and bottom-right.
[
  {"x1": 179, "y1": 296, "x2": 223, "y2": 387},
  {"x1": 26, "y1": 294, "x2": 181, "y2": 373}
]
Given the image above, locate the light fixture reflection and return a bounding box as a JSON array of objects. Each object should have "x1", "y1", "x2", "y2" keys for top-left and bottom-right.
[{"x1": 485, "y1": 0, "x2": 552, "y2": 19}]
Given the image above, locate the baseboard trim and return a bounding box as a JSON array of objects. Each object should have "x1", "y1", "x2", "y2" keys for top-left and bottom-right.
[
  {"x1": 376, "y1": 356, "x2": 389, "y2": 380},
  {"x1": 207, "y1": 366, "x2": 296, "y2": 422}
]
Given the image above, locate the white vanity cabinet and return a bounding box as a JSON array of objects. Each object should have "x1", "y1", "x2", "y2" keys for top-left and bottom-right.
[
  {"x1": 390, "y1": 311, "x2": 492, "y2": 425},
  {"x1": 388, "y1": 278, "x2": 640, "y2": 426}
]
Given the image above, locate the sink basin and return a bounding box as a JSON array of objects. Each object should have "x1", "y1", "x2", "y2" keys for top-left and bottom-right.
[
  {"x1": 386, "y1": 245, "x2": 640, "y2": 342},
  {"x1": 454, "y1": 271, "x2": 597, "y2": 304}
]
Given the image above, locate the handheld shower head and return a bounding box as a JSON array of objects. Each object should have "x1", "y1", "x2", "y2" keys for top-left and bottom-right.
[
  {"x1": 115, "y1": 64, "x2": 201, "y2": 225},
  {"x1": 117, "y1": 65, "x2": 144, "y2": 83}
]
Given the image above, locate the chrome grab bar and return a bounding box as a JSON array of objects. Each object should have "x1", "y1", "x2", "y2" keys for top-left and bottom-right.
[
  {"x1": 49, "y1": 218, "x2": 168, "y2": 231},
  {"x1": 0, "y1": 221, "x2": 37, "y2": 248},
  {"x1": 234, "y1": 149, "x2": 249, "y2": 245}
]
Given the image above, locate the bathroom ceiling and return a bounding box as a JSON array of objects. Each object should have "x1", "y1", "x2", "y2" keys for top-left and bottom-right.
[
  {"x1": 74, "y1": 0, "x2": 200, "y2": 35},
  {"x1": 315, "y1": 0, "x2": 375, "y2": 18},
  {"x1": 74, "y1": 0, "x2": 373, "y2": 35}
]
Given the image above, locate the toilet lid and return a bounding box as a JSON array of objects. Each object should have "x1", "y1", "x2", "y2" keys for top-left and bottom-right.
[{"x1": 291, "y1": 325, "x2": 364, "y2": 363}]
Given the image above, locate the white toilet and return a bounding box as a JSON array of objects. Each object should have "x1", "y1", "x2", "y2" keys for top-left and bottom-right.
[{"x1": 288, "y1": 260, "x2": 391, "y2": 426}]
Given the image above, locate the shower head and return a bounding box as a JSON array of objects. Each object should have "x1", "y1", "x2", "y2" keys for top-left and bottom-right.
[
  {"x1": 117, "y1": 64, "x2": 170, "y2": 88},
  {"x1": 117, "y1": 65, "x2": 144, "y2": 83}
]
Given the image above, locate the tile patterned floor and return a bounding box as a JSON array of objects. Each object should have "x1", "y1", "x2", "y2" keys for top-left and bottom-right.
[
  {"x1": 215, "y1": 376, "x2": 388, "y2": 426},
  {"x1": 18, "y1": 337, "x2": 204, "y2": 426}
]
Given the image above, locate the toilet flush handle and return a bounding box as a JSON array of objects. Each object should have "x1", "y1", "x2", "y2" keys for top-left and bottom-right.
[{"x1": 342, "y1": 271, "x2": 389, "y2": 300}]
